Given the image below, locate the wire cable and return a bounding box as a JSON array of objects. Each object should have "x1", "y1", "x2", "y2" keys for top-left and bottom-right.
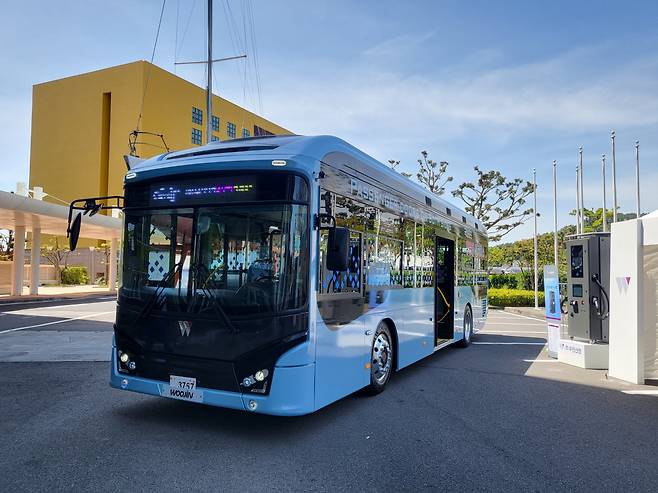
[{"x1": 135, "y1": 0, "x2": 167, "y2": 135}]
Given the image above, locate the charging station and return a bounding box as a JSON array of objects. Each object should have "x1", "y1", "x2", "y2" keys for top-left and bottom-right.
[{"x1": 559, "y1": 232, "x2": 611, "y2": 369}]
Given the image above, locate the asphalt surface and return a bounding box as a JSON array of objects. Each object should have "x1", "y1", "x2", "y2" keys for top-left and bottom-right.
[{"x1": 1, "y1": 299, "x2": 658, "y2": 492}]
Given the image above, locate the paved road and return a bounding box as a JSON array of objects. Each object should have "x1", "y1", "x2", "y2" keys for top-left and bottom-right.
[
  {"x1": 0, "y1": 297, "x2": 115, "y2": 361},
  {"x1": 1, "y1": 301, "x2": 658, "y2": 491}
]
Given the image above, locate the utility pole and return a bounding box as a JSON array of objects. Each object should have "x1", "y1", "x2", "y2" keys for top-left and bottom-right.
[
  {"x1": 635, "y1": 141, "x2": 641, "y2": 219},
  {"x1": 611, "y1": 130, "x2": 618, "y2": 223},
  {"x1": 601, "y1": 154, "x2": 607, "y2": 232},
  {"x1": 175, "y1": 0, "x2": 246, "y2": 144},
  {"x1": 553, "y1": 160, "x2": 558, "y2": 266},
  {"x1": 205, "y1": 0, "x2": 213, "y2": 144},
  {"x1": 533, "y1": 168, "x2": 538, "y2": 309}
]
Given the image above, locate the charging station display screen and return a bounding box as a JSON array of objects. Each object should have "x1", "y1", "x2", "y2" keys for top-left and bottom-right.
[
  {"x1": 570, "y1": 245, "x2": 584, "y2": 278},
  {"x1": 572, "y1": 284, "x2": 583, "y2": 297}
]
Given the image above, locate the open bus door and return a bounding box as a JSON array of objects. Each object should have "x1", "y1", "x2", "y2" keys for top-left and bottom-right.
[{"x1": 434, "y1": 236, "x2": 455, "y2": 345}]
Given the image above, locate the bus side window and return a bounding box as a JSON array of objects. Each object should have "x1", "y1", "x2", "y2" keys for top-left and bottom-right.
[{"x1": 319, "y1": 230, "x2": 361, "y2": 294}]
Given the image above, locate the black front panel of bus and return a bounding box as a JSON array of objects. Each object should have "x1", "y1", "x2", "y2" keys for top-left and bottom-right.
[{"x1": 114, "y1": 311, "x2": 308, "y2": 395}]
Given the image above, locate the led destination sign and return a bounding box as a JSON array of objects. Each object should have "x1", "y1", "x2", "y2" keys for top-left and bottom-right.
[
  {"x1": 152, "y1": 183, "x2": 255, "y2": 203},
  {"x1": 124, "y1": 173, "x2": 309, "y2": 208}
]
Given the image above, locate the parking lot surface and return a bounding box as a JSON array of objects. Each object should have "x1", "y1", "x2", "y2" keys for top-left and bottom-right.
[{"x1": 1, "y1": 300, "x2": 658, "y2": 492}]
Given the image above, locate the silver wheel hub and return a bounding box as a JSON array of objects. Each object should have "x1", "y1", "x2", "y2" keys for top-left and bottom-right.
[
  {"x1": 372, "y1": 332, "x2": 392, "y2": 385},
  {"x1": 465, "y1": 313, "x2": 472, "y2": 340}
]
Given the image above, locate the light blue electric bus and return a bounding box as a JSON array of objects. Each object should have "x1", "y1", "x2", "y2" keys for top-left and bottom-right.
[{"x1": 69, "y1": 135, "x2": 488, "y2": 415}]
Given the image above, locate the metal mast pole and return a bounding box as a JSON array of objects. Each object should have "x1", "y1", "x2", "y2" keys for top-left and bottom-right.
[
  {"x1": 533, "y1": 168, "x2": 538, "y2": 309},
  {"x1": 578, "y1": 146, "x2": 585, "y2": 233},
  {"x1": 205, "y1": 0, "x2": 213, "y2": 144},
  {"x1": 576, "y1": 164, "x2": 581, "y2": 234},
  {"x1": 611, "y1": 130, "x2": 618, "y2": 222},
  {"x1": 635, "y1": 141, "x2": 641, "y2": 218},
  {"x1": 601, "y1": 154, "x2": 607, "y2": 232},
  {"x1": 553, "y1": 160, "x2": 558, "y2": 266}
]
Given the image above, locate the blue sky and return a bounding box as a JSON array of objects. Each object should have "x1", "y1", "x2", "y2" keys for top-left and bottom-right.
[{"x1": 1, "y1": 0, "x2": 657, "y2": 242}]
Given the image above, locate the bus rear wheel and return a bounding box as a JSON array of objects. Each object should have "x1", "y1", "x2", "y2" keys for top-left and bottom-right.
[
  {"x1": 365, "y1": 323, "x2": 394, "y2": 395},
  {"x1": 457, "y1": 306, "x2": 473, "y2": 348}
]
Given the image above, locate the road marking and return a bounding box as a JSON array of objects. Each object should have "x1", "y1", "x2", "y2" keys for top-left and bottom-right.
[
  {"x1": 621, "y1": 390, "x2": 658, "y2": 395},
  {"x1": 482, "y1": 330, "x2": 547, "y2": 334},
  {"x1": 473, "y1": 342, "x2": 546, "y2": 346},
  {"x1": 0, "y1": 311, "x2": 115, "y2": 335},
  {"x1": 493, "y1": 311, "x2": 548, "y2": 322},
  {"x1": 523, "y1": 359, "x2": 558, "y2": 363},
  {"x1": 485, "y1": 322, "x2": 544, "y2": 326}
]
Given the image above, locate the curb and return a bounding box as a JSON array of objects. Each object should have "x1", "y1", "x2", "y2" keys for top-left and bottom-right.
[{"x1": 0, "y1": 292, "x2": 116, "y2": 305}]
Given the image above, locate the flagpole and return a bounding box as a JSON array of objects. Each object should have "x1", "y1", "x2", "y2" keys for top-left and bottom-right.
[
  {"x1": 579, "y1": 146, "x2": 584, "y2": 232},
  {"x1": 553, "y1": 160, "x2": 558, "y2": 266},
  {"x1": 635, "y1": 141, "x2": 641, "y2": 218},
  {"x1": 533, "y1": 168, "x2": 538, "y2": 309},
  {"x1": 576, "y1": 164, "x2": 581, "y2": 234},
  {"x1": 611, "y1": 130, "x2": 618, "y2": 223},
  {"x1": 601, "y1": 154, "x2": 607, "y2": 232}
]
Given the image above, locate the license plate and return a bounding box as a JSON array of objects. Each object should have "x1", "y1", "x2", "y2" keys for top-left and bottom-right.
[{"x1": 161, "y1": 375, "x2": 203, "y2": 403}]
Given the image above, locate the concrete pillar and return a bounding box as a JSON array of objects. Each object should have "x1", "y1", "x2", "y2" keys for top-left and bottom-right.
[
  {"x1": 108, "y1": 238, "x2": 118, "y2": 293},
  {"x1": 12, "y1": 226, "x2": 26, "y2": 296},
  {"x1": 30, "y1": 228, "x2": 41, "y2": 295}
]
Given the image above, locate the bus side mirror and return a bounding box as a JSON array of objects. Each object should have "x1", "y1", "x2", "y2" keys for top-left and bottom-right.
[
  {"x1": 326, "y1": 227, "x2": 350, "y2": 272},
  {"x1": 68, "y1": 212, "x2": 82, "y2": 251}
]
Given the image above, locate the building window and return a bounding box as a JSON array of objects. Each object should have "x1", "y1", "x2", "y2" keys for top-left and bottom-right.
[
  {"x1": 211, "y1": 135, "x2": 220, "y2": 142},
  {"x1": 192, "y1": 107, "x2": 203, "y2": 125},
  {"x1": 192, "y1": 128, "x2": 202, "y2": 145},
  {"x1": 212, "y1": 115, "x2": 220, "y2": 132},
  {"x1": 227, "y1": 121, "x2": 236, "y2": 139},
  {"x1": 242, "y1": 128, "x2": 250, "y2": 138},
  {"x1": 254, "y1": 124, "x2": 274, "y2": 137}
]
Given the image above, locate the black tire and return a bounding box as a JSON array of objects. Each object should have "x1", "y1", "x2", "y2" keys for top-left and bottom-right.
[
  {"x1": 364, "y1": 322, "x2": 394, "y2": 395},
  {"x1": 457, "y1": 306, "x2": 473, "y2": 348}
]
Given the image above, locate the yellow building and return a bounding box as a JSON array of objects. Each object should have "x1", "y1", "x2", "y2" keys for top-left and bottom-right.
[{"x1": 29, "y1": 60, "x2": 291, "y2": 203}]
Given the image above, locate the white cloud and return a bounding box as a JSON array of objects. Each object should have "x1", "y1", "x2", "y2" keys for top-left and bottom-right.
[{"x1": 260, "y1": 45, "x2": 658, "y2": 141}]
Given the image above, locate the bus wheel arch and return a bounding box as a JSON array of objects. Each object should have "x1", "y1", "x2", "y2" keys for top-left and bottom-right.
[{"x1": 457, "y1": 304, "x2": 473, "y2": 348}]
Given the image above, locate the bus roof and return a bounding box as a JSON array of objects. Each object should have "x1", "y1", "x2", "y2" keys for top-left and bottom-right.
[{"x1": 135, "y1": 135, "x2": 485, "y2": 234}]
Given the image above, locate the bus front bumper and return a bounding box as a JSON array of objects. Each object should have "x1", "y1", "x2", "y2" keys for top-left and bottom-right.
[{"x1": 109, "y1": 347, "x2": 316, "y2": 416}]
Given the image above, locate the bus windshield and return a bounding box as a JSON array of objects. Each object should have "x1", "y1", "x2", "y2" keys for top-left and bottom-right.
[{"x1": 120, "y1": 203, "x2": 308, "y2": 319}]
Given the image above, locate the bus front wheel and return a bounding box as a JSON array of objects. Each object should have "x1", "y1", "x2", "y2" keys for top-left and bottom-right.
[
  {"x1": 365, "y1": 323, "x2": 394, "y2": 395},
  {"x1": 457, "y1": 306, "x2": 473, "y2": 348}
]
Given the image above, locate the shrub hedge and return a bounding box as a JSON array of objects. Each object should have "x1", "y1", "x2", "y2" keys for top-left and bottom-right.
[
  {"x1": 61, "y1": 266, "x2": 89, "y2": 285},
  {"x1": 488, "y1": 288, "x2": 544, "y2": 307}
]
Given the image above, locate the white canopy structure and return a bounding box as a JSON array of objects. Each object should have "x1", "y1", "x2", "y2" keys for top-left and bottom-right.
[{"x1": 0, "y1": 189, "x2": 121, "y2": 296}]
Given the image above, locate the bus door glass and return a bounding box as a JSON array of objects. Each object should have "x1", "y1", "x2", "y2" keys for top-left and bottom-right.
[{"x1": 434, "y1": 236, "x2": 455, "y2": 343}]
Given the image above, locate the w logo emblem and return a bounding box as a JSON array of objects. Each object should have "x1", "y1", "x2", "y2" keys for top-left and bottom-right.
[
  {"x1": 616, "y1": 276, "x2": 631, "y2": 294},
  {"x1": 178, "y1": 321, "x2": 192, "y2": 337}
]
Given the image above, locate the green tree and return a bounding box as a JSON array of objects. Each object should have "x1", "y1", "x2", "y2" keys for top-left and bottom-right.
[{"x1": 452, "y1": 166, "x2": 535, "y2": 242}]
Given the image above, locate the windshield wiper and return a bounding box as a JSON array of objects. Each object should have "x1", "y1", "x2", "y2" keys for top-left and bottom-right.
[
  {"x1": 188, "y1": 263, "x2": 239, "y2": 334},
  {"x1": 130, "y1": 256, "x2": 187, "y2": 327}
]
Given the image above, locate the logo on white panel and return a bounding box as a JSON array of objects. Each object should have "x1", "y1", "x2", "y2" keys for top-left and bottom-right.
[{"x1": 616, "y1": 276, "x2": 631, "y2": 294}]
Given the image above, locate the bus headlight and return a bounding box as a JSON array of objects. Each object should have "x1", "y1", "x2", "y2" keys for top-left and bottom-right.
[
  {"x1": 254, "y1": 369, "x2": 269, "y2": 382},
  {"x1": 119, "y1": 352, "x2": 129, "y2": 364}
]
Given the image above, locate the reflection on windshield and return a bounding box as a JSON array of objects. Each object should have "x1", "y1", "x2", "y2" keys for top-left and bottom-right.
[{"x1": 121, "y1": 204, "x2": 308, "y2": 318}]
